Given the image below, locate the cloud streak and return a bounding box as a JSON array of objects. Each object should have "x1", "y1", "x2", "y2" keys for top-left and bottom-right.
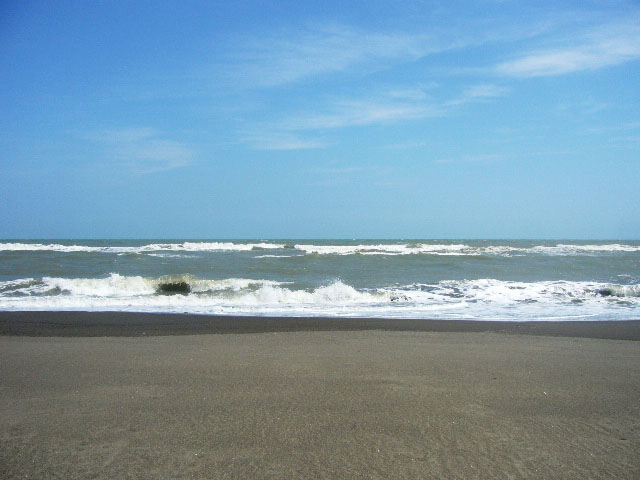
[
  {"x1": 230, "y1": 24, "x2": 466, "y2": 87},
  {"x1": 496, "y1": 21, "x2": 640, "y2": 77},
  {"x1": 231, "y1": 9, "x2": 640, "y2": 151},
  {"x1": 224, "y1": 9, "x2": 587, "y2": 89},
  {"x1": 446, "y1": 84, "x2": 508, "y2": 106},
  {"x1": 245, "y1": 132, "x2": 330, "y2": 151},
  {"x1": 85, "y1": 127, "x2": 194, "y2": 174},
  {"x1": 436, "y1": 153, "x2": 504, "y2": 164},
  {"x1": 281, "y1": 99, "x2": 440, "y2": 131},
  {"x1": 242, "y1": 94, "x2": 443, "y2": 150},
  {"x1": 242, "y1": 82, "x2": 509, "y2": 150}
]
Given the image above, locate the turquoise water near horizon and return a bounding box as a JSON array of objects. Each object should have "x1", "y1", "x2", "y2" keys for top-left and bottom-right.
[{"x1": 1, "y1": 239, "x2": 639, "y2": 320}]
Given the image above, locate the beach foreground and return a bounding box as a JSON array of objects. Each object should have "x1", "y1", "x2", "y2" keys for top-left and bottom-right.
[{"x1": 1, "y1": 314, "x2": 639, "y2": 479}]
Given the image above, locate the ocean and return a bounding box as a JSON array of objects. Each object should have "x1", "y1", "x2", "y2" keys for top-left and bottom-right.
[{"x1": 1, "y1": 239, "x2": 639, "y2": 321}]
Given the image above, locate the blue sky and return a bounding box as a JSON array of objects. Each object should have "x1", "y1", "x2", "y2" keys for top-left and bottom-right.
[{"x1": 1, "y1": 0, "x2": 639, "y2": 239}]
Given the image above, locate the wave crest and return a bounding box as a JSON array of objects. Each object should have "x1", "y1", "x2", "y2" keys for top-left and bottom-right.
[
  {"x1": 2, "y1": 241, "x2": 639, "y2": 257},
  {"x1": 0, "y1": 275, "x2": 638, "y2": 320}
]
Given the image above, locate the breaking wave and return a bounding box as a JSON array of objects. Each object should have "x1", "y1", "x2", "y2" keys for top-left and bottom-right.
[
  {"x1": 2, "y1": 241, "x2": 639, "y2": 257},
  {"x1": 294, "y1": 243, "x2": 640, "y2": 256},
  {"x1": 0, "y1": 241, "x2": 286, "y2": 254},
  {"x1": 1, "y1": 274, "x2": 638, "y2": 320}
]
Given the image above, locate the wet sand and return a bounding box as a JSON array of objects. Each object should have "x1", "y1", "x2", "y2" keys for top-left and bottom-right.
[
  {"x1": 2, "y1": 311, "x2": 640, "y2": 340},
  {"x1": 1, "y1": 313, "x2": 639, "y2": 479}
]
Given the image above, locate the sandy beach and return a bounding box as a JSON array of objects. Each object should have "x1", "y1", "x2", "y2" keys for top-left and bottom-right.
[{"x1": 1, "y1": 313, "x2": 639, "y2": 479}]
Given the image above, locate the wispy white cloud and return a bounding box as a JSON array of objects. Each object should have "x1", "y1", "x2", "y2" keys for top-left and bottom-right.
[
  {"x1": 381, "y1": 140, "x2": 428, "y2": 150},
  {"x1": 84, "y1": 127, "x2": 194, "y2": 174},
  {"x1": 223, "y1": 7, "x2": 586, "y2": 89},
  {"x1": 611, "y1": 134, "x2": 640, "y2": 146},
  {"x1": 242, "y1": 81, "x2": 511, "y2": 150},
  {"x1": 273, "y1": 81, "x2": 510, "y2": 132},
  {"x1": 436, "y1": 153, "x2": 504, "y2": 164},
  {"x1": 223, "y1": 11, "x2": 640, "y2": 154},
  {"x1": 245, "y1": 132, "x2": 329, "y2": 151},
  {"x1": 241, "y1": 94, "x2": 442, "y2": 150},
  {"x1": 591, "y1": 122, "x2": 640, "y2": 147},
  {"x1": 463, "y1": 153, "x2": 503, "y2": 163},
  {"x1": 120, "y1": 140, "x2": 193, "y2": 174},
  {"x1": 557, "y1": 98, "x2": 611, "y2": 116},
  {"x1": 281, "y1": 99, "x2": 440, "y2": 131},
  {"x1": 229, "y1": 24, "x2": 464, "y2": 87},
  {"x1": 385, "y1": 83, "x2": 438, "y2": 101},
  {"x1": 495, "y1": 21, "x2": 640, "y2": 77},
  {"x1": 446, "y1": 84, "x2": 508, "y2": 106},
  {"x1": 586, "y1": 121, "x2": 640, "y2": 134}
]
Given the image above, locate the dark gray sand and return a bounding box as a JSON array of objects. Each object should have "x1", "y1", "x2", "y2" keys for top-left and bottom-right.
[
  {"x1": 2, "y1": 311, "x2": 640, "y2": 340},
  {"x1": 1, "y1": 313, "x2": 639, "y2": 479}
]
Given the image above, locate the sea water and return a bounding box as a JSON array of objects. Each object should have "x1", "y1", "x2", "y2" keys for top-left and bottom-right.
[{"x1": 1, "y1": 239, "x2": 639, "y2": 320}]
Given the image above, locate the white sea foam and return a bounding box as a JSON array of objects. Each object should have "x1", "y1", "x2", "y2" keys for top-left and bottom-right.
[
  {"x1": 177, "y1": 242, "x2": 286, "y2": 252},
  {"x1": 253, "y1": 254, "x2": 304, "y2": 258},
  {"x1": 1, "y1": 241, "x2": 639, "y2": 256},
  {"x1": 289, "y1": 243, "x2": 640, "y2": 256},
  {"x1": 1, "y1": 275, "x2": 638, "y2": 320},
  {"x1": 528, "y1": 244, "x2": 640, "y2": 255},
  {"x1": 0, "y1": 277, "x2": 388, "y2": 317},
  {"x1": 0, "y1": 241, "x2": 286, "y2": 253},
  {"x1": 293, "y1": 243, "x2": 474, "y2": 255},
  {"x1": 43, "y1": 274, "x2": 156, "y2": 297},
  {"x1": 0, "y1": 242, "x2": 105, "y2": 252}
]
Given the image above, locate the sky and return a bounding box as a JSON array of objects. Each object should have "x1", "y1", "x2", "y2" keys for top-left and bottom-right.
[{"x1": 1, "y1": 0, "x2": 639, "y2": 239}]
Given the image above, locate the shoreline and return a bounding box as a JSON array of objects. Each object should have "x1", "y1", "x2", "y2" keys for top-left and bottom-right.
[{"x1": 1, "y1": 311, "x2": 639, "y2": 340}]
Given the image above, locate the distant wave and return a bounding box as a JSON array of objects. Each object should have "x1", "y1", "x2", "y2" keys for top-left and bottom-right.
[
  {"x1": 0, "y1": 241, "x2": 286, "y2": 253},
  {"x1": 1, "y1": 241, "x2": 639, "y2": 257},
  {"x1": 1, "y1": 274, "x2": 638, "y2": 320},
  {"x1": 294, "y1": 243, "x2": 640, "y2": 256}
]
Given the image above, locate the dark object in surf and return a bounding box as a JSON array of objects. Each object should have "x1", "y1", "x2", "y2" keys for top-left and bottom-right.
[
  {"x1": 158, "y1": 282, "x2": 191, "y2": 295},
  {"x1": 390, "y1": 294, "x2": 409, "y2": 302},
  {"x1": 595, "y1": 288, "x2": 614, "y2": 297}
]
